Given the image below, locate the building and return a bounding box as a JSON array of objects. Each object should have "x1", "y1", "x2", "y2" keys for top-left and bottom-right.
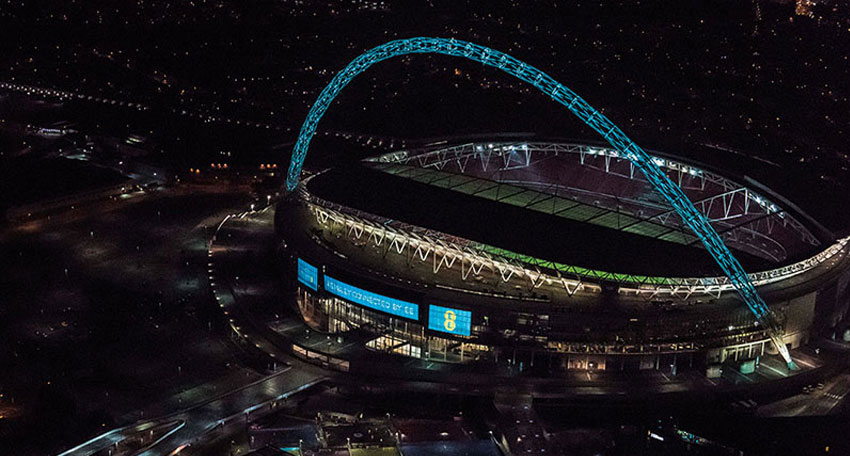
[{"x1": 279, "y1": 139, "x2": 850, "y2": 379}]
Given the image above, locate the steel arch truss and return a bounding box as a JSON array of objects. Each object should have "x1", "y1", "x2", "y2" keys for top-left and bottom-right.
[{"x1": 286, "y1": 37, "x2": 794, "y2": 365}]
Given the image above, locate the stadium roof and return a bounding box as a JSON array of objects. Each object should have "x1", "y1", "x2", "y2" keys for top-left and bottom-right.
[{"x1": 306, "y1": 164, "x2": 777, "y2": 278}]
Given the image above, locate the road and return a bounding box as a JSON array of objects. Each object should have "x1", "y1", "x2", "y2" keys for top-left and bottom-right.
[
  {"x1": 59, "y1": 367, "x2": 324, "y2": 456},
  {"x1": 755, "y1": 373, "x2": 850, "y2": 417}
]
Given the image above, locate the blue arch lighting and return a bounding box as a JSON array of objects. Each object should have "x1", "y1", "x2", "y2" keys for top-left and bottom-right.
[{"x1": 286, "y1": 37, "x2": 793, "y2": 367}]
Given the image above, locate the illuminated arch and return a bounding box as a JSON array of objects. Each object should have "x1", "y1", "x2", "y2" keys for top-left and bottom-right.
[{"x1": 286, "y1": 37, "x2": 794, "y2": 366}]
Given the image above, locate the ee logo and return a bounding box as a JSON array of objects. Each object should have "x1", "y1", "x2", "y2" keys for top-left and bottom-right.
[{"x1": 444, "y1": 310, "x2": 457, "y2": 332}]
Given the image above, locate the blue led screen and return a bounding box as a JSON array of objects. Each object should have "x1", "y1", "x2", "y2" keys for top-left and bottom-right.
[
  {"x1": 324, "y1": 276, "x2": 418, "y2": 320},
  {"x1": 428, "y1": 305, "x2": 472, "y2": 336},
  {"x1": 297, "y1": 258, "x2": 318, "y2": 291}
]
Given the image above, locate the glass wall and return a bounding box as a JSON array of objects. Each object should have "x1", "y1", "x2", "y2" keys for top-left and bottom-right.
[{"x1": 297, "y1": 285, "x2": 488, "y2": 364}]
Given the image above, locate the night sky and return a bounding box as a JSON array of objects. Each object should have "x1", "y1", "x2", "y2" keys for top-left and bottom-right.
[{"x1": 2, "y1": 1, "x2": 850, "y2": 455}]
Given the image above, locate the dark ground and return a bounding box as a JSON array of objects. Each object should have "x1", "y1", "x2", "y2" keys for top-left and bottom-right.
[{"x1": 0, "y1": 189, "x2": 252, "y2": 454}]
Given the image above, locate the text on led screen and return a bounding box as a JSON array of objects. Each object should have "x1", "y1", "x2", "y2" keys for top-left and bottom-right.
[{"x1": 324, "y1": 276, "x2": 418, "y2": 320}]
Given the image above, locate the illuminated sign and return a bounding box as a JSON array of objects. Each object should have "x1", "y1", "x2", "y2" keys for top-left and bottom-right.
[
  {"x1": 324, "y1": 276, "x2": 418, "y2": 320},
  {"x1": 428, "y1": 305, "x2": 471, "y2": 336},
  {"x1": 297, "y1": 258, "x2": 318, "y2": 291}
]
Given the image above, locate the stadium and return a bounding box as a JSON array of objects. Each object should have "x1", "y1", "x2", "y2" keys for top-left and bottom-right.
[
  {"x1": 275, "y1": 38, "x2": 850, "y2": 387},
  {"x1": 278, "y1": 138, "x2": 850, "y2": 379}
]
